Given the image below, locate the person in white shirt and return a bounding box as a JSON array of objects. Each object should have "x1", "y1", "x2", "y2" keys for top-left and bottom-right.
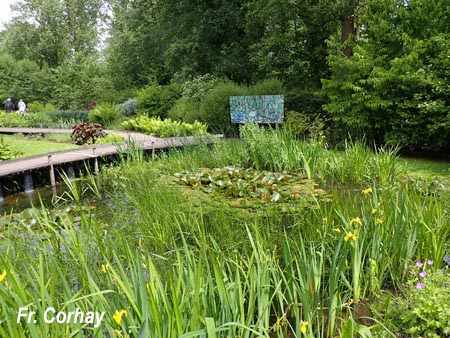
[{"x1": 18, "y1": 99, "x2": 27, "y2": 114}]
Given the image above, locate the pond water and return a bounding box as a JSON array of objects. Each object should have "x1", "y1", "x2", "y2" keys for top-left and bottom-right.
[{"x1": 0, "y1": 183, "x2": 69, "y2": 215}]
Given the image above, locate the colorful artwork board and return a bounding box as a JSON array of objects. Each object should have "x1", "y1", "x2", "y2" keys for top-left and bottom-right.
[{"x1": 230, "y1": 95, "x2": 284, "y2": 124}]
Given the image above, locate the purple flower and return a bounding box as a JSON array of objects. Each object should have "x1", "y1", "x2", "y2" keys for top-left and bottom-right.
[
  {"x1": 408, "y1": 270, "x2": 415, "y2": 275},
  {"x1": 419, "y1": 271, "x2": 427, "y2": 278},
  {"x1": 427, "y1": 260, "x2": 434, "y2": 265},
  {"x1": 415, "y1": 261, "x2": 424, "y2": 268},
  {"x1": 415, "y1": 282, "x2": 425, "y2": 289}
]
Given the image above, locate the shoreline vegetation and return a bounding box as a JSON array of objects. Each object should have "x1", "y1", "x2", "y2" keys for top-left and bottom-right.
[{"x1": 1, "y1": 124, "x2": 449, "y2": 337}]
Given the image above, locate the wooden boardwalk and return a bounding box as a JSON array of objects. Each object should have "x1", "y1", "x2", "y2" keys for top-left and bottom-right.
[{"x1": 0, "y1": 127, "x2": 218, "y2": 177}]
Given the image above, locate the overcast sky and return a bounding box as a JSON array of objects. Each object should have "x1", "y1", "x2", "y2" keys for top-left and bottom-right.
[{"x1": 0, "y1": 0, "x2": 18, "y2": 29}]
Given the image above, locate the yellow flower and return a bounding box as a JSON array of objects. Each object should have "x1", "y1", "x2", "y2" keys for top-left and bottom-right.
[
  {"x1": 361, "y1": 187, "x2": 373, "y2": 195},
  {"x1": 350, "y1": 217, "x2": 362, "y2": 227},
  {"x1": 300, "y1": 320, "x2": 308, "y2": 335},
  {"x1": 101, "y1": 264, "x2": 110, "y2": 274},
  {"x1": 113, "y1": 310, "x2": 128, "y2": 326},
  {"x1": 371, "y1": 208, "x2": 377, "y2": 215},
  {"x1": 333, "y1": 228, "x2": 341, "y2": 233},
  {"x1": 0, "y1": 270, "x2": 6, "y2": 282},
  {"x1": 322, "y1": 217, "x2": 328, "y2": 224},
  {"x1": 375, "y1": 218, "x2": 384, "y2": 225},
  {"x1": 344, "y1": 231, "x2": 357, "y2": 242},
  {"x1": 113, "y1": 329, "x2": 121, "y2": 336}
]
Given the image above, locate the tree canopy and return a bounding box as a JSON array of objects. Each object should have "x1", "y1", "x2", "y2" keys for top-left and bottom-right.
[{"x1": 0, "y1": 0, "x2": 449, "y2": 151}]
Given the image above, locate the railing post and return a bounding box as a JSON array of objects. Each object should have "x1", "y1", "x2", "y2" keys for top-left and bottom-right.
[
  {"x1": 24, "y1": 172, "x2": 34, "y2": 193},
  {"x1": 48, "y1": 155, "x2": 57, "y2": 195},
  {"x1": 93, "y1": 147, "x2": 99, "y2": 173}
]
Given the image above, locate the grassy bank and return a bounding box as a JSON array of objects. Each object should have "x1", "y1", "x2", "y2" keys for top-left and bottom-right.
[
  {"x1": 3, "y1": 133, "x2": 78, "y2": 158},
  {"x1": 0, "y1": 125, "x2": 449, "y2": 337}
]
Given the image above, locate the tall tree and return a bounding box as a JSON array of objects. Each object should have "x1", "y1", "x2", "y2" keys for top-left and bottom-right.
[
  {"x1": 245, "y1": 0, "x2": 339, "y2": 88},
  {"x1": 3, "y1": 0, "x2": 104, "y2": 68},
  {"x1": 323, "y1": 0, "x2": 450, "y2": 151}
]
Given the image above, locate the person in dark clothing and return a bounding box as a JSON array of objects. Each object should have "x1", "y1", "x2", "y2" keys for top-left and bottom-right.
[{"x1": 5, "y1": 98, "x2": 15, "y2": 112}]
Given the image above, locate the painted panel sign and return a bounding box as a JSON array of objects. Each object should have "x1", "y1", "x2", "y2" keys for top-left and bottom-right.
[{"x1": 230, "y1": 95, "x2": 284, "y2": 123}]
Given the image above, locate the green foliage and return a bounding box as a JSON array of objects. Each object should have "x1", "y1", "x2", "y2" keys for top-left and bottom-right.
[
  {"x1": 3, "y1": 0, "x2": 104, "y2": 68},
  {"x1": 121, "y1": 115, "x2": 208, "y2": 137},
  {"x1": 96, "y1": 133, "x2": 125, "y2": 144},
  {"x1": 0, "y1": 136, "x2": 23, "y2": 161},
  {"x1": 71, "y1": 121, "x2": 106, "y2": 145},
  {"x1": 285, "y1": 111, "x2": 327, "y2": 139},
  {"x1": 247, "y1": 78, "x2": 286, "y2": 96},
  {"x1": 0, "y1": 112, "x2": 28, "y2": 126},
  {"x1": 1, "y1": 136, "x2": 449, "y2": 337},
  {"x1": 27, "y1": 102, "x2": 57, "y2": 114},
  {"x1": 389, "y1": 264, "x2": 450, "y2": 337},
  {"x1": 169, "y1": 78, "x2": 246, "y2": 136},
  {"x1": 175, "y1": 166, "x2": 330, "y2": 212},
  {"x1": 179, "y1": 74, "x2": 219, "y2": 101},
  {"x1": 0, "y1": 111, "x2": 53, "y2": 127},
  {"x1": 88, "y1": 102, "x2": 122, "y2": 127},
  {"x1": 198, "y1": 81, "x2": 245, "y2": 136},
  {"x1": 169, "y1": 78, "x2": 287, "y2": 136},
  {"x1": 0, "y1": 49, "x2": 52, "y2": 102},
  {"x1": 135, "y1": 82, "x2": 181, "y2": 118},
  {"x1": 323, "y1": 0, "x2": 450, "y2": 151},
  {"x1": 167, "y1": 98, "x2": 202, "y2": 124},
  {"x1": 45, "y1": 110, "x2": 88, "y2": 123},
  {"x1": 51, "y1": 57, "x2": 113, "y2": 110},
  {"x1": 118, "y1": 98, "x2": 138, "y2": 117}
]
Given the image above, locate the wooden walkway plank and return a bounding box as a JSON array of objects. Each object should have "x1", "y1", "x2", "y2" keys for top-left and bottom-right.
[{"x1": 0, "y1": 128, "x2": 219, "y2": 177}]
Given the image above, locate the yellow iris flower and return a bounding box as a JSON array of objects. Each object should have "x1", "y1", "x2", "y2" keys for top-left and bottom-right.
[
  {"x1": 361, "y1": 187, "x2": 373, "y2": 195},
  {"x1": 344, "y1": 231, "x2": 357, "y2": 242},
  {"x1": 113, "y1": 310, "x2": 128, "y2": 326},
  {"x1": 300, "y1": 320, "x2": 308, "y2": 335}
]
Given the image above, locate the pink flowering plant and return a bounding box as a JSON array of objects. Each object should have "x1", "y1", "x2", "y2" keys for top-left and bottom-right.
[{"x1": 390, "y1": 259, "x2": 450, "y2": 337}]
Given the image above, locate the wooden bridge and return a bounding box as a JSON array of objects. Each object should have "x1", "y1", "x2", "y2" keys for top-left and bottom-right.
[{"x1": 0, "y1": 127, "x2": 219, "y2": 198}]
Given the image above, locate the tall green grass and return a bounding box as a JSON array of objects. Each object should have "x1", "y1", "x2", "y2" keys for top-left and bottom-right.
[{"x1": 0, "y1": 125, "x2": 448, "y2": 337}]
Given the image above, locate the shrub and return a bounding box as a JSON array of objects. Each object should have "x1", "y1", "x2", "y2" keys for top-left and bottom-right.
[
  {"x1": 135, "y1": 82, "x2": 181, "y2": 118},
  {"x1": 122, "y1": 115, "x2": 208, "y2": 137},
  {"x1": 247, "y1": 78, "x2": 286, "y2": 96},
  {"x1": 167, "y1": 98, "x2": 201, "y2": 123},
  {"x1": 0, "y1": 136, "x2": 23, "y2": 161},
  {"x1": 284, "y1": 111, "x2": 328, "y2": 139},
  {"x1": 389, "y1": 261, "x2": 450, "y2": 337},
  {"x1": 46, "y1": 110, "x2": 89, "y2": 123},
  {"x1": 0, "y1": 111, "x2": 52, "y2": 127},
  {"x1": 27, "y1": 102, "x2": 57, "y2": 114},
  {"x1": 118, "y1": 98, "x2": 138, "y2": 117},
  {"x1": 88, "y1": 102, "x2": 122, "y2": 127},
  {"x1": 96, "y1": 133, "x2": 125, "y2": 144},
  {"x1": 198, "y1": 81, "x2": 245, "y2": 136},
  {"x1": 179, "y1": 73, "x2": 219, "y2": 101},
  {"x1": 23, "y1": 112, "x2": 52, "y2": 125},
  {"x1": 0, "y1": 112, "x2": 28, "y2": 126},
  {"x1": 71, "y1": 122, "x2": 106, "y2": 145}
]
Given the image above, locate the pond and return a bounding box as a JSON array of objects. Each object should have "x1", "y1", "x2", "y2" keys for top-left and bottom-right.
[{"x1": 0, "y1": 183, "x2": 69, "y2": 215}]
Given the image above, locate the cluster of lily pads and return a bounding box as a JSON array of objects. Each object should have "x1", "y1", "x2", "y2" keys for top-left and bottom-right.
[{"x1": 174, "y1": 166, "x2": 331, "y2": 210}]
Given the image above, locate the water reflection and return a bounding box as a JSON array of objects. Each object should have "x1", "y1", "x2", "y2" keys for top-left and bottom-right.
[{"x1": 0, "y1": 183, "x2": 69, "y2": 215}]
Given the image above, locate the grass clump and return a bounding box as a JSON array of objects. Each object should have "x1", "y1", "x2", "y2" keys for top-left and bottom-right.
[{"x1": 122, "y1": 115, "x2": 208, "y2": 137}]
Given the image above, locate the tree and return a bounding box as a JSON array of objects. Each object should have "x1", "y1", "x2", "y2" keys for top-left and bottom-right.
[
  {"x1": 323, "y1": 0, "x2": 450, "y2": 151},
  {"x1": 3, "y1": 0, "x2": 105, "y2": 68},
  {"x1": 245, "y1": 0, "x2": 339, "y2": 89}
]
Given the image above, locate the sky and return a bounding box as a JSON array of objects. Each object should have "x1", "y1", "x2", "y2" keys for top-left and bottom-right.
[{"x1": 0, "y1": 0, "x2": 19, "y2": 29}]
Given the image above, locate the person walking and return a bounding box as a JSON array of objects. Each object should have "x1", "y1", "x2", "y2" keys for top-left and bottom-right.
[
  {"x1": 5, "y1": 98, "x2": 15, "y2": 112},
  {"x1": 18, "y1": 99, "x2": 27, "y2": 114}
]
